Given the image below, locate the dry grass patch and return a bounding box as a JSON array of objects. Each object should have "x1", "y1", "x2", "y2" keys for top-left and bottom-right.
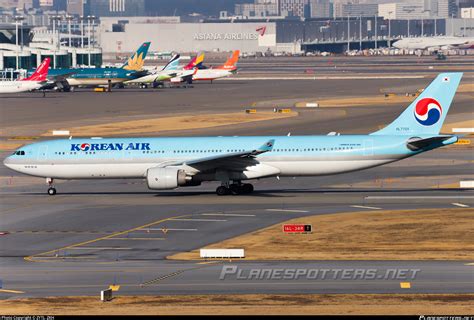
[
  {"x1": 170, "y1": 208, "x2": 474, "y2": 261},
  {"x1": 457, "y1": 83, "x2": 474, "y2": 93},
  {"x1": 41, "y1": 112, "x2": 296, "y2": 137},
  {"x1": 295, "y1": 95, "x2": 415, "y2": 108},
  {"x1": 1, "y1": 294, "x2": 472, "y2": 315}
]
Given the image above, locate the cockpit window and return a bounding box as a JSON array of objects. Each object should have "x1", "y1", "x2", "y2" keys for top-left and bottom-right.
[{"x1": 13, "y1": 150, "x2": 25, "y2": 155}]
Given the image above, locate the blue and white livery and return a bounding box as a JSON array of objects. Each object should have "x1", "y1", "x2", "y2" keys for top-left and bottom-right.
[{"x1": 3, "y1": 73, "x2": 463, "y2": 195}]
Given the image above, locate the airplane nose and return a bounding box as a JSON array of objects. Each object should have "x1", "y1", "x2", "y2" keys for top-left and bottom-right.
[{"x1": 3, "y1": 156, "x2": 13, "y2": 170}]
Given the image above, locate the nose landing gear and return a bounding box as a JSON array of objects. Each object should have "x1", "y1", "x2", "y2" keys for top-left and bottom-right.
[{"x1": 46, "y1": 178, "x2": 56, "y2": 196}]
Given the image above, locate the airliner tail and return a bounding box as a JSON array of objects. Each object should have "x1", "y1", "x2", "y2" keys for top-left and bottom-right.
[
  {"x1": 121, "y1": 42, "x2": 151, "y2": 71},
  {"x1": 371, "y1": 72, "x2": 463, "y2": 136},
  {"x1": 220, "y1": 50, "x2": 240, "y2": 70},
  {"x1": 22, "y1": 58, "x2": 50, "y2": 82}
]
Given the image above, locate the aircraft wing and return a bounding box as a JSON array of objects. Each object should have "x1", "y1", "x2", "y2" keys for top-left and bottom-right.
[
  {"x1": 171, "y1": 68, "x2": 198, "y2": 83},
  {"x1": 48, "y1": 71, "x2": 77, "y2": 81},
  {"x1": 164, "y1": 139, "x2": 275, "y2": 172}
]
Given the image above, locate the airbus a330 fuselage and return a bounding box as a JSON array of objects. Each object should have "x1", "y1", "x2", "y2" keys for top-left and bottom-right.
[{"x1": 3, "y1": 73, "x2": 462, "y2": 195}]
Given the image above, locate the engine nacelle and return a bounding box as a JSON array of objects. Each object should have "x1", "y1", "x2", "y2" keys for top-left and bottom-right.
[{"x1": 146, "y1": 167, "x2": 188, "y2": 190}]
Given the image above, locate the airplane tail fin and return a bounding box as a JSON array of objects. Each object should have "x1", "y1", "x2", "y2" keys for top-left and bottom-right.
[
  {"x1": 22, "y1": 58, "x2": 50, "y2": 82},
  {"x1": 162, "y1": 54, "x2": 180, "y2": 71},
  {"x1": 183, "y1": 53, "x2": 204, "y2": 70},
  {"x1": 121, "y1": 42, "x2": 151, "y2": 71},
  {"x1": 370, "y1": 73, "x2": 463, "y2": 136},
  {"x1": 220, "y1": 50, "x2": 240, "y2": 70}
]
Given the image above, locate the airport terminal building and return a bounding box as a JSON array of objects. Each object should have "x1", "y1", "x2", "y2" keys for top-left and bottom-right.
[
  {"x1": 98, "y1": 17, "x2": 474, "y2": 54},
  {"x1": 99, "y1": 20, "x2": 281, "y2": 54}
]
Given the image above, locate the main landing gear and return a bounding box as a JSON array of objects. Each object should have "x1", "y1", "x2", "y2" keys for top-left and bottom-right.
[
  {"x1": 216, "y1": 182, "x2": 254, "y2": 196},
  {"x1": 46, "y1": 178, "x2": 56, "y2": 196}
]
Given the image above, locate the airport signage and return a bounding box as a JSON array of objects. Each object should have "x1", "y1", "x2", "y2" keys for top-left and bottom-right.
[
  {"x1": 193, "y1": 32, "x2": 258, "y2": 41},
  {"x1": 283, "y1": 224, "x2": 312, "y2": 233}
]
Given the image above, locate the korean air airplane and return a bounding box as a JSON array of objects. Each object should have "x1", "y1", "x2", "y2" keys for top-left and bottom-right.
[{"x1": 3, "y1": 73, "x2": 462, "y2": 196}]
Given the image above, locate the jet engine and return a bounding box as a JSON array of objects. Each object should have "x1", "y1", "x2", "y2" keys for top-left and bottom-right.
[{"x1": 146, "y1": 167, "x2": 200, "y2": 190}]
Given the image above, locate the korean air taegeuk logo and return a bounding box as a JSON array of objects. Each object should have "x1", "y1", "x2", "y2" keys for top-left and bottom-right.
[{"x1": 414, "y1": 98, "x2": 442, "y2": 126}]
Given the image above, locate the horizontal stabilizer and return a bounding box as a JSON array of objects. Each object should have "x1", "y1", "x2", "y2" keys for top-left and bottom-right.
[{"x1": 406, "y1": 135, "x2": 457, "y2": 150}]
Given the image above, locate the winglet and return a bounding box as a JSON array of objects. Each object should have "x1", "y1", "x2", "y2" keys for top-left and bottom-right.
[{"x1": 254, "y1": 139, "x2": 275, "y2": 154}]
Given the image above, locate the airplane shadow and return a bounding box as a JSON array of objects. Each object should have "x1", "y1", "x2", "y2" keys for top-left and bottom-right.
[
  {"x1": 17, "y1": 187, "x2": 470, "y2": 197},
  {"x1": 0, "y1": 95, "x2": 60, "y2": 99}
]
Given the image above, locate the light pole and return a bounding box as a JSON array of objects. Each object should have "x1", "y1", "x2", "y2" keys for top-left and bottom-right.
[
  {"x1": 50, "y1": 15, "x2": 62, "y2": 49},
  {"x1": 463, "y1": 16, "x2": 466, "y2": 37},
  {"x1": 347, "y1": 15, "x2": 350, "y2": 52},
  {"x1": 359, "y1": 15, "x2": 362, "y2": 51},
  {"x1": 388, "y1": 11, "x2": 393, "y2": 47},
  {"x1": 80, "y1": 15, "x2": 84, "y2": 48},
  {"x1": 451, "y1": 13, "x2": 454, "y2": 36},
  {"x1": 374, "y1": 15, "x2": 378, "y2": 49},
  {"x1": 13, "y1": 15, "x2": 24, "y2": 70},
  {"x1": 404, "y1": 9, "x2": 414, "y2": 37},
  {"x1": 86, "y1": 15, "x2": 96, "y2": 67},
  {"x1": 65, "y1": 15, "x2": 73, "y2": 47},
  {"x1": 421, "y1": 10, "x2": 431, "y2": 37},
  {"x1": 50, "y1": 15, "x2": 62, "y2": 69}
]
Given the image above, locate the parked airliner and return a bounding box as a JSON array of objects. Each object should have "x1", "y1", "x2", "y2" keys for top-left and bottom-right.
[
  {"x1": 193, "y1": 50, "x2": 240, "y2": 82},
  {"x1": 3, "y1": 73, "x2": 462, "y2": 195},
  {"x1": 393, "y1": 36, "x2": 474, "y2": 50},
  {"x1": 0, "y1": 58, "x2": 50, "y2": 94}
]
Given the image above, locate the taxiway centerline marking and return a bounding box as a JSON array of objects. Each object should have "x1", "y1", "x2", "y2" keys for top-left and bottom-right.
[
  {"x1": 108, "y1": 237, "x2": 166, "y2": 240},
  {"x1": 265, "y1": 209, "x2": 309, "y2": 213},
  {"x1": 168, "y1": 218, "x2": 227, "y2": 222},
  {"x1": 68, "y1": 247, "x2": 133, "y2": 250},
  {"x1": 366, "y1": 196, "x2": 474, "y2": 199},
  {"x1": 451, "y1": 203, "x2": 470, "y2": 208},
  {"x1": 219, "y1": 75, "x2": 426, "y2": 81},
  {"x1": 201, "y1": 213, "x2": 256, "y2": 217},
  {"x1": 24, "y1": 213, "x2": 193, "y2": 262},
  {"x1": 141, "y1": 228, "x2": 198, "y2": 231},
  {"x1": 351, "y1": 205, "x2": 382, "y2": 210},
  {"x1": 0, "y1": 289, "x2": 25, "y2": 294}
]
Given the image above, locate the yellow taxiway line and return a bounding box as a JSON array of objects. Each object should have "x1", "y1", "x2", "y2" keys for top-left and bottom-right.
[{"x1": 24, "y1": 213, "x2": 192, "y2": 262}]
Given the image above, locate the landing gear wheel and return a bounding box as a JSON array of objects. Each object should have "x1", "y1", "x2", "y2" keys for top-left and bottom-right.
[
  {"x1": 229, "y1": 184, "x2": 243, "y2": 195},
  {"x1": 47, "y1": 187, "x2": 57, "y2": 196},
  {"x1": 242, "y1": 183, "x2": 254, "y2": 194},
  {"x1": 216, "y1": 186, "x2": 230, "y2": 196}
]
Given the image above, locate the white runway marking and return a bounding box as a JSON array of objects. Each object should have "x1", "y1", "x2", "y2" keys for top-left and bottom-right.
[
  {"x1": 69, "y1": 247, "x2": 132, "y2": 250},
  {"x1": 141, "y1": 228, "x2": 198, "y2": 231},
  {"x1": 451, "y1": 203, "x2": 470, "y2": 208},
  {"x1": 109, "y1": 238, "x2": 166, "y2": 240},
  {"x1": 169, "y1": 218, "x2": 227, "y2": 222},
  {"x1": 366, "y1": 196, "x2": 474, "y2": 199},
  {"x1": 265, "y1": 209, "x2": 309, "y2": 213},
  {"x1": 219, "y1": 75, "x2": 425, "y2": 81},
  {"x1": 350, "y1": 205, "x2": 382, "y2": 210},
  {"x1": 201, "y1": 213, "x2": 256, "y2": 217}
]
